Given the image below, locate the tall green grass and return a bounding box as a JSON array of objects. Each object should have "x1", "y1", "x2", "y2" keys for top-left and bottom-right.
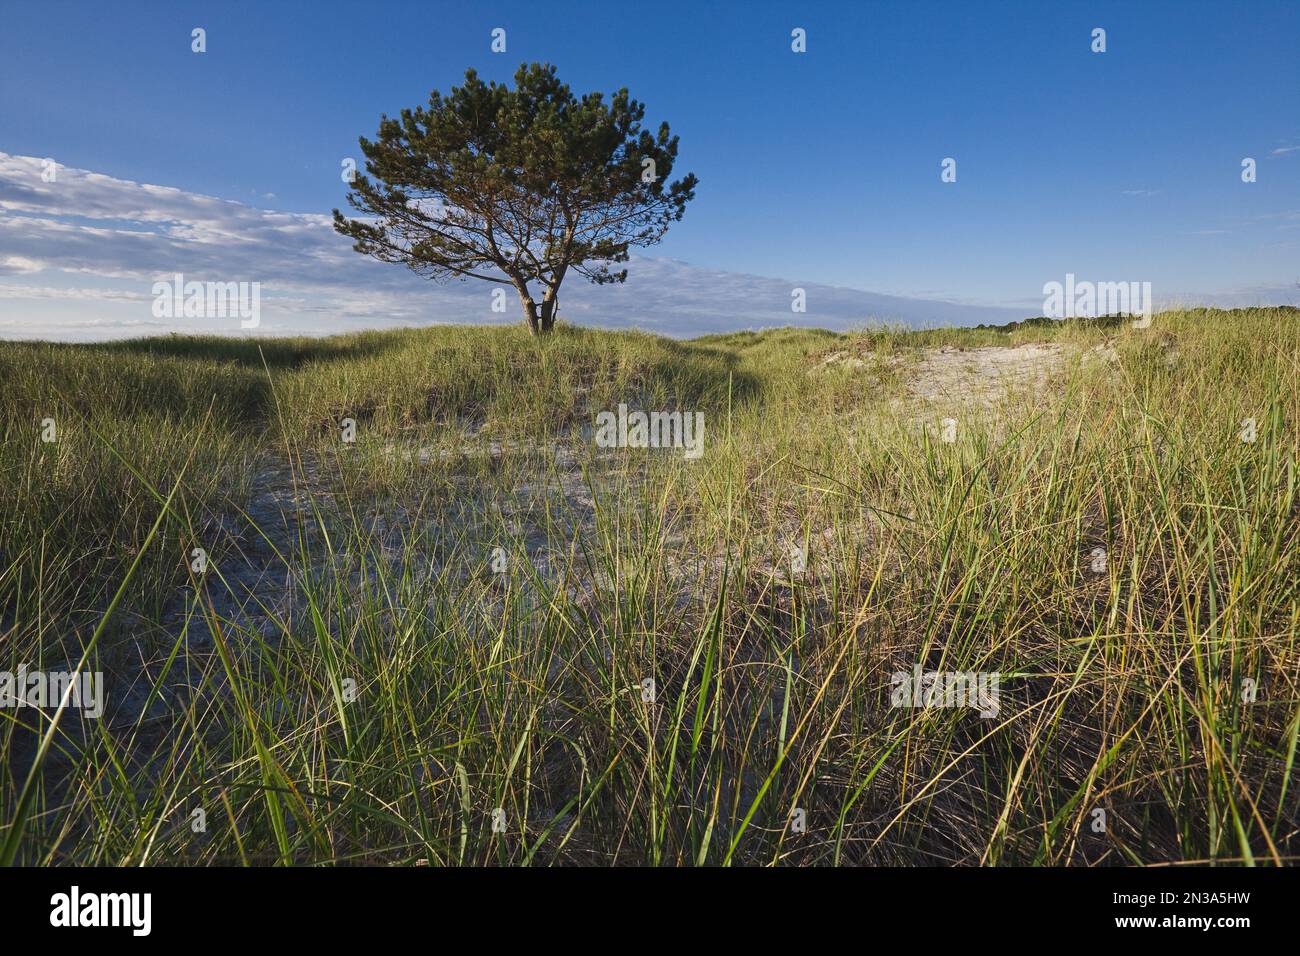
[{"x1": 0, "y1": 309, "x2": 1296, "y2": 865}]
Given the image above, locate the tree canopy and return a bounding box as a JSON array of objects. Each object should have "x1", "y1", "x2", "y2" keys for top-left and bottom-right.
[{"x1": 334, "y1": 63, "x2": 697, "y2": 334}]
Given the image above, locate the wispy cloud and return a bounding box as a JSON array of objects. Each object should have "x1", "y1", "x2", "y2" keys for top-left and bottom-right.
[
  {"x1": 0, "y1": 152, "x2": 1035, "y2": 340},
  {"x1": 3, "y1": 154, "x2": 1295, "y2": 342}
]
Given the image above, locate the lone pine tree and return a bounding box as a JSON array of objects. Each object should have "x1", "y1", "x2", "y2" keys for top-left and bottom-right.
[{"x1": 334, "y1": 63, "x2": 697, "y2": 335}]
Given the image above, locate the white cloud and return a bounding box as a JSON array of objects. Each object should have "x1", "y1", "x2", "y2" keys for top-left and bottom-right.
[
  {"x1": 0, "y1": 255, "x2": 44, "y2": 275},
  {"x1": 0, "y1": 283, "x2": 148, "y2": 300},
  {"x1": 0, "y1": 151, "x2": 1063, "y2": 340}
]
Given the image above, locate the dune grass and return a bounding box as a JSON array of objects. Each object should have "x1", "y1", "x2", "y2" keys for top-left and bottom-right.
[{"x1": 0, "y1": 307, "x2": 1296, "y2": 865}]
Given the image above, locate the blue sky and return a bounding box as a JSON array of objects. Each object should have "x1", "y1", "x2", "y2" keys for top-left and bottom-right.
[{"x1": 1, "y1": 0, "x2": 1297, "y2": 339}]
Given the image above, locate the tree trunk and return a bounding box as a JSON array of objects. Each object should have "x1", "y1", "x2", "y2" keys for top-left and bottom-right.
[
  {"x1": 519, "y1": 292, "x2": 540, "y2": 336},
  {"x1": 517, "y1": 284, "x2": 559, "y2": 335}
]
